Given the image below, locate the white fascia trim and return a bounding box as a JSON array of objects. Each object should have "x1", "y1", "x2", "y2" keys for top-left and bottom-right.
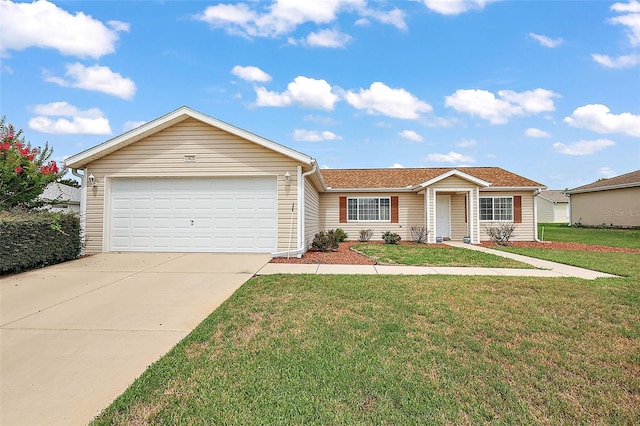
[
  {"x1": 65, "y1": 106, "x2": 314, "y2": 169},
  {"x1": 480, "y1": 186, "x2": 545, "y2": 192},
  {"x1": 566, "y1": 182, "x2": 640, "y2": 194},
  {"x1": 419, "y1": 169, "x2": 490, "y2": 188},
  {"x1": 325, "y1": 187, "x2": 415, "y2": 193}
]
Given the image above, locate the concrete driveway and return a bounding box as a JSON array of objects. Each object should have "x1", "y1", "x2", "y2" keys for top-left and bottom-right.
[{"x1": 0, "y1": 253, "x2": 270, "y2": 426}]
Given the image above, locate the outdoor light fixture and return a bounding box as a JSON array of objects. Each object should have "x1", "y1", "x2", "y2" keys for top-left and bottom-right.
[
  {"x1": 88, "y1": 174, "x2": 97, "y2": 187},
  {"x1": 284, "y1": 171, "x2": 291, "y2": 184}
]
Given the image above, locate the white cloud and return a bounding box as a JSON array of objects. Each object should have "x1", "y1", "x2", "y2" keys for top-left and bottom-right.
[
  {"x1": 609, "y1": 10, "x2": 640, "y2": 46},
  {"x1": 456, "y1": 138, "x2": 477, "y2": 147},
  {"x1": 305, "y1": 29, "x2": 352, "y2": 48},
  {"x1": 564, "y1": 104, "x2": 640, "y2": 137},
  {"x1": 231, "y1": 65, "x2": 272, "y2": 82},
  {"x1": 360, "y1": 7, "x2": 407, "y2": 31},
  {"x1": 425, "y1": 151, "x2": 475, "y2": 164},
  {"x1": 398, "y1": 130, "x2": 423, "y2": 142},
  {"x1": 598, "y1": 166, "x2": 617, "y2": 177},
  {"x1": 292, "y1": 129, "x2": 342, "y2": 141},
  {"x1": 529, "y1": 33, "x2": 563, "y2": 48},
  {"x1": 421, "y1": 0, "x2": 499, "y2": 15},
  {"x1": 525, "y1": 128, "x2": 551, "y2": 138},
  {"x1": 390, "y1": 163, "x2": 404, "y2": 168},
  {"x1": 1, "y1": 0, "x2": 128, "y2": 58},
  {"x1": 195, "y1": 0, "x2": 364, "y2": 38},
  {"x1": 592, "y1": 53, "x2": 640, "y2": 68},
  {"x1": 611, "y1": 0, "x2": 640, "y2": 13},
  {"x1": 553, "y1": 139, "x2": 615, "y2": 156},
  {"x1": 29, "y1": 102, "x2": 111, "y2": 135},
  {"x1": 45, "y1": 63, "x2": 136, "y2": 99},
  {"x1": 345, "y1": 82, "x2": 432, "y2": 119},
  {"x1": 195, "y1": 0, "x2": 405, "y2": 41},
  {"x1": 445, "y1": 88, "x2": 559, "y2": 124},
  {"x1": 255, "y1": 76, "x2": 338, "y2": 110},
  {"x1": 123, "y1": 120, "x2": 146, "y2": 132}
]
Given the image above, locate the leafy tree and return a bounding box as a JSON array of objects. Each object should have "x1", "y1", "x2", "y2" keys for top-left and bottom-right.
[
  {"x1": 0, "y1": 116, "x2": 63, "y2": 210},
  {"x1": 57, "y1": 178, "x2": 81, "y2": 188}
]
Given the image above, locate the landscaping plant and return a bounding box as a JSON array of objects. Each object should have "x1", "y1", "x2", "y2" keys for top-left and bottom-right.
[
  {"x1": 484, "y1": 222, "x2": 516, "y2": 246},
  {"x1": 359, "y1": 228, "x2": 373, "y2": 242},
  {"x1": 0, "y1": 116, "x2": 63, "y2": 210},
  {"x1": 334, "y1": 228, "x2": 348, "y2": 242},
  {"x1": 381, "y1": 231, "x2": 401, "y2": 244},
  {"x1": 409, "y1": 225, "x2": 428, "y2": 243},
  {"x1": 311, "y1": 230, "x2": 340, "y2": 252}
]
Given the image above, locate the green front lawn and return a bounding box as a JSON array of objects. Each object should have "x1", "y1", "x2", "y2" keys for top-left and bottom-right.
[
  {"x1": 93, "y1": 274, "x2": 639, "y2": 425},
  {"x1": 538, "y1": 222, "x2": 640, "y2": 249},
  {"x1": 352, "y1": 243, "x2": 534, "y2": 268}
]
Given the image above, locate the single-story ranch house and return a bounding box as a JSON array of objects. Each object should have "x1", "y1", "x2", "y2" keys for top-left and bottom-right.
[
  {"x1": 536, "y1": 190, "x2": 570, "y2": 223},
  {"x1": 565, "y1": 169, "x2": 640, "y2": 227},
  {"x1": 64, "y1": 107, "x2": 546, "y2": 256}
]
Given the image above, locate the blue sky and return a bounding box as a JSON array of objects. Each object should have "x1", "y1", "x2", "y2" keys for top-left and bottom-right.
[{"x1": 1, "y1": 0, "x2": 639, "y2": 190}]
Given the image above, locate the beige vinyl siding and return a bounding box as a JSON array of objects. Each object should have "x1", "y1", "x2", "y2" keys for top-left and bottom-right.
[
  {"x1": 537, "y1": 198, "x2": 555, "y2": 223},
  {"x1": 569, "y1": 187, "x2": 640, "y2": 227},
  {"x1": 304, "y1": 178, "x2": 320, "y2": 250},
  {"x1": 319, "y1": 192, "x2": 424, "y2": 241},
  {"x1": 83, "y1": 118, "x2": 301, "y2": 254},
  {"x1": 479, "y1": 191, "x2": 536, "y2": 241}
]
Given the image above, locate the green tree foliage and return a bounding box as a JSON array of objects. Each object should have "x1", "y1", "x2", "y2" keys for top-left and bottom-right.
[{"x1": 0, "y1": 116, "x2": 63, "y2": 210}]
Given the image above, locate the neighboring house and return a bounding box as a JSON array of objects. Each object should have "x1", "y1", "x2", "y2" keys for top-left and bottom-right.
[
  {"x1": 536, "y1": 190, "x2": 569, "y2": 223},
  {"x1": 64, "y1": 106, "x2": 546, "y2": 256},
  {"x1": 38, "y1": 182, "x2": 81, "y2": 213},
  {"x1": 565, "y1": 170, "x2": 640, "y2": 227}
]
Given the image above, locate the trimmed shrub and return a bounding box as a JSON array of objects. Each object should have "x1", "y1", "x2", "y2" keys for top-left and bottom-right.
[
  {"x1": 483, "y1": 222, "x2": 516, "y2": 246},
  {"x1": 409, "y1": 225, "x2": 429, "y2": 243},
  {"x1": 0, "y1": 210, "x2": 82, "y2": 274},
  {"x1": 311, "y1": 230, "x2": 340, "y2": 252},
  {"x1": 359, "y1": 229, "x2": 373, "y2": 242},
  {"x1": 382, "y1": 231, "x2": 401, "y2": 244},
  {"x1": 334, "y1": 228, "x2": 348, "y2": 242}
]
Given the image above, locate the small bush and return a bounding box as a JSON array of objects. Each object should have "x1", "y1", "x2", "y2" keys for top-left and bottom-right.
[
  {"x1": 409, "y1": 225, "x2": 428, "y2": 243},
  {"x1": 382, "y1": 231, "x2": 401, "y2": 244},
  {"x1": 359, "y1": 229, "x2": 373, "y2": 242},
  {"x1": 334, "y1": 228, "x2": 348, "y2": 242},
  {"x1": 484, "y1": 222, "x2": 516, "y2": 246},
  {"x1": 311, "y1": 230, "x2": 340, "y2": 252},
  {"x1": 1, "y1": 210, "x2": 82, "y2": 274}
]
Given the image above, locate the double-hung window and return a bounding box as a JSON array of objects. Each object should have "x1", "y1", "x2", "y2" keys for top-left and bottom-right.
[
  {"x1": 347, "y1": 197, "x2": 390, "y2": 221},
  {"x1": 480, "y1": 196, "x2": 513, "y2": 221}
]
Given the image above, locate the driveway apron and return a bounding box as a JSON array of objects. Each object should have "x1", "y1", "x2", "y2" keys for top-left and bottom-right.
[{"x1": 0, "y1": 253, "x2": 270, "y2": 426}]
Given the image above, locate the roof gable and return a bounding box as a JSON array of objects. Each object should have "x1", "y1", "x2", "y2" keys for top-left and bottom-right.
[
  {"x1": 539, "y1": 190, "x2": 569, "y2": 203},
  {"x1": 320, "y1": 167, "x2": 544, "y2": 190},
  {"x1": 65, "y1": 106, "x2": 314, "y2": 169},
  {"x1": 567, "y1": 169, "x2": 640, "y2": 194}
]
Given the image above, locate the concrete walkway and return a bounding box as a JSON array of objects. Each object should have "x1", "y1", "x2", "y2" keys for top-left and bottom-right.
[{"x1": 257, "y1": 242, "x2": 616, "y2": 280}]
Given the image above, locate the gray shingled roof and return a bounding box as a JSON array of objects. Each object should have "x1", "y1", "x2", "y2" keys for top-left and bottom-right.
[
  {"x1": 39, "y1": 182, "x2": 81, "y2": 204},
  {"x1": 539, "y1": 190, "x2": 569, "y2": 203},
  {"x1": 567, "y1": 169, "x2": 640, "y2": 194}
]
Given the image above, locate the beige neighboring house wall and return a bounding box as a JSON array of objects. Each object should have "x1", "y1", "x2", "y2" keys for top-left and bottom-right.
[
  {"x1": 567, "y1": 170, "x2": 640, "y2": 227},
  {"x1": 537, "y1": 190, "x2": 569, "y2": 223}
]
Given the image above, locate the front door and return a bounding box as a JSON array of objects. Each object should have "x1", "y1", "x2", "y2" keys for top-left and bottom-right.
[{"x1": 436, "y1": 194, "x2": 451, "y2": 239}]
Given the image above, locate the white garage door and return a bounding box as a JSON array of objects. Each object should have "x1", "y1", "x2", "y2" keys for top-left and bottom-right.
[{"x1": 110, "y1": 177, "x2": 277, "y2": 253}]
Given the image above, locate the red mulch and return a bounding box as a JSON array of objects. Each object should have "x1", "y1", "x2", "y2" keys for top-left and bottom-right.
[{"x1": 270, "y1": 240, "x2": 640, "y2": 265}]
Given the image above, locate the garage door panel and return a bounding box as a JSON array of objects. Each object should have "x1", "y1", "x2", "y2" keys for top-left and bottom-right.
[{"x1": 110, "y1": 177, "x2": 277, "y2": 253}]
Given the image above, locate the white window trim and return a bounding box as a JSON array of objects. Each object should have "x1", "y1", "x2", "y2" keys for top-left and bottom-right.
[
  {"x1": 347, "y1": 196, "x2": 391, "y2": 222},
  {"x1": 480, "y1": 196, "x2": 514, "y2": 222}
]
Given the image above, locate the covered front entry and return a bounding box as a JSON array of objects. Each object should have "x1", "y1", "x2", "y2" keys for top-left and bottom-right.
[
  {"x1": 435, "y1": 194, "x2": 451, "y2": 239},
  {"x1": 109, "y1": 177, "x2": 277, "y2": 253}
]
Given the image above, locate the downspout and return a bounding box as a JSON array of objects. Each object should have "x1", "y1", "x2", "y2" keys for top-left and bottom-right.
[
  {"x1": 533, "y1": 189, "x2": 542, "y2": 242},
  {"x1": 272, "y1": 162, "x2": 317, "y2": 257},
  {"x1": 295, "y1": 162, "x2": 317, "y2": 257},
  {"x1": 71, "y1": 168, "x2": 87, "y2": 254}
]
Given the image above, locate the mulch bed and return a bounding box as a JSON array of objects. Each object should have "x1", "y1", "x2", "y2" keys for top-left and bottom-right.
[{"x1": 270, "y1": 240, "x2": 639, "y2": 265}]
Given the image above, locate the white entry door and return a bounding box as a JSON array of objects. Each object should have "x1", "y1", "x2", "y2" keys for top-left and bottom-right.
[
  {"x1": 109, "y1": 177, "x2": 277, "y2": 253},
  {"x1": 436, "y1": 194, "x2": 451, "y2": 238}
]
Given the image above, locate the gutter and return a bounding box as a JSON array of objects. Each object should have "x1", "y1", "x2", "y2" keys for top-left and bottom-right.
[{"x1": 533, "y1": 188, "x2": 542, "y2": 242}]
